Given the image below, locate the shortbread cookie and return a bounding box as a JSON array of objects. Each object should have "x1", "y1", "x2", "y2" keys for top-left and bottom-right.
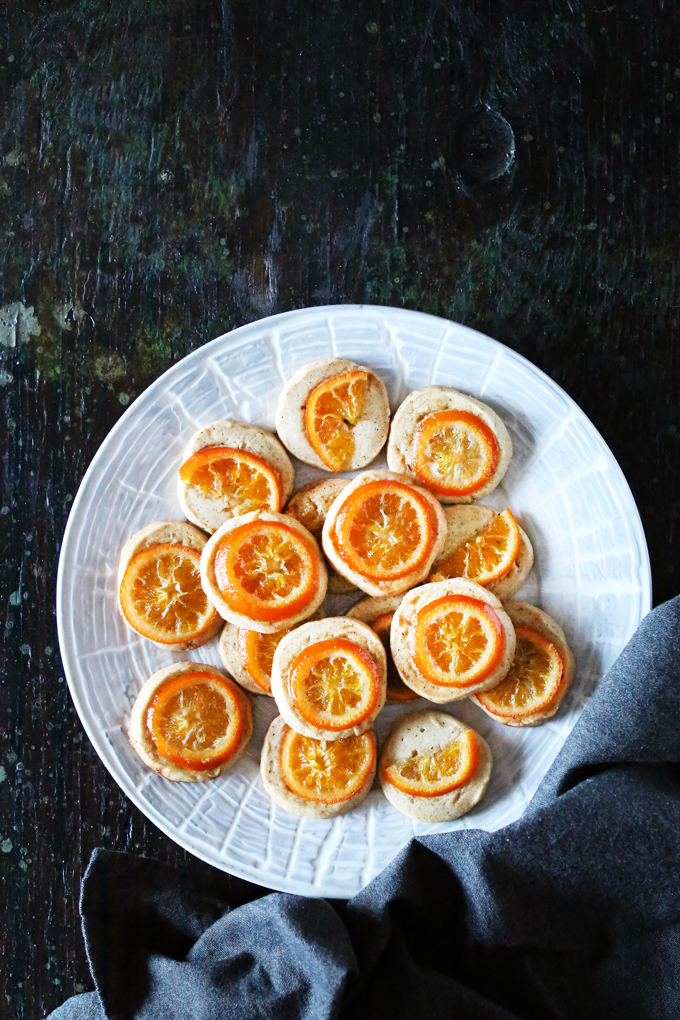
[
  {"x1": 276, "y1": 358, "x2": 390, "y2": 472},
  {"x1": 379, "y1": 710, "x2": 492, "y2": 822},
  {"x1": 218, "y1": 608, "x2": 324, "y2": 696},
  {"x1": 178, "y1": 420, "x2": 294, "y2": 533},
  {"x1": 285, "y1": 479, "x2": 355, "y2": 594},
  {"x1": 387, "y1": 386, "x2": 512, "y2": 503},
  {"x1": 346, "y1": 596, "x2": 418, "y2": 703}
]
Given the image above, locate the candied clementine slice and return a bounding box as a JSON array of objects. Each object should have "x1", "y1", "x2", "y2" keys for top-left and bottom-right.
[
  {"x1": 147, "y1": 672, "x2": 243, "y2": 771},
  {"x1": 412, "y1": 410, "x2": 499, "y2": 497},
  {"x1": 410, "y1": 594, "x2": 504, "y2": 688},
  {"x1": 334, "y1": 479, "x2": 437, "y2": 581},
  {"x1": 179, "y1": 447, "x2": 282, "y2": 514},
  {"x1": 475, "y1": 626, "x2": 563, "y2": 719},
  {"x1": 213, "y1": 520, "x2": 318, "y2": 622},
  {"x1": 432, "y1": 510, "x2": 521, "y2": 586},
  {"x1": 371, "y1": 613, "x2": 418, "y2": 703},
  {"x1": 280, "y1": 728, "x2": 376, "y2": 804},
  {"x1": 120, "y1": 544, "x2": 218, "y2": 644},
  {"x1": 239, "y1": 627, "x2": 291, "y2": 693},
  {"x1": 382, "y1": 728, "x2": 479, "y2": 797},
  {"x1": 305, "y1": 370, "x2": 369, "y2": 471},
  {"x1": 288, "y1": 638, "x2": 381, "y2": 731}
]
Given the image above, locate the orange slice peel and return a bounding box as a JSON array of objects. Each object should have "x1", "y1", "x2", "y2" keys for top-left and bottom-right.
[
  {"x1": 305, "y1": 370, "x2": 368, "y2": 471},
  {"x1": 280, "y1": 728, "x2": 376, "y2": 804},
  {"x1": 412, "y1": 410, "x2": 499, "y2": 497},
  {"x1": 475, "y1": 625, "x2": 563, "y2": 719},
  {"x1": 409, "y1": 594, "x2": 505, "y2": 688},
  {"x1": 382, "y1": 728, "x2": 479, "y2": 797},
  {"x1": 288, "y1": 637, "x2": 382, "y2": 731},
  {"x1": 147, "y1": 672, "x2": 243, "y2": 771},
  {"x1": 433, "y1": 509, "x2": 521, "y2": 586},
  {"x1": 179, "y1": 447, "x2": 282, "y2": 514}
]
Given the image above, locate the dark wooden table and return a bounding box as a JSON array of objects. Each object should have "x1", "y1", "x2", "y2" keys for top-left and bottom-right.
[{"x1": 2, "y1": 2, "x2": 678, "y2": 1016}]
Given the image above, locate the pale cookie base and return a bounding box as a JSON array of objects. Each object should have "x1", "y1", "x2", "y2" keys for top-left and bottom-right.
[
  {"x1": 118, "y1": 520, "x2": 221, "y2": 651},
  {"x1": 285, "y1": 479, "x2": 356, "y2": 594},
  {"x1": 472, "y1": 600, "x2": 576, "y2": 727},
  {"x1": 218, "y1": 608, "x2": 325, "y2": 696},
  {"x1": 128, "y1": 661, "x2": 253, "y2": 782},
  {"x1": 200, "y1": 510, "x2": 328, "y2": 633},
  {"x1": 275, "y1": 358, "x2": 390, "y2": 471},
  {"x1": 178, "y1": 420, "x2": 295, "y2": 534},
  {"x1": 391, "y1": 579, "x2": 516, "y2": 702},
  {"x1": 379, "y1": 710, "x2": 492, "y2": 822},
  {"x1": 322, "y1": 470, "x2": 447, "y2": 597},
  {"x1": 386, "y1": 386, "x2": 513, "y2": 503},
  {"x1": 430, "y1": 505, "x2": 534, "y2": 600},
  {"x1": 260, "y1": 716, "x2": 376, "y2": 819},
  {"x1": 271, "y1": 617, "x2": 387, "y2": 740}
]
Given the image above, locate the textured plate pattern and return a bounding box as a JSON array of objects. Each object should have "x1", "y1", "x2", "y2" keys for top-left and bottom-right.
[{"x1": 56, "y1": 305, "x2": 651, "y2": 898}]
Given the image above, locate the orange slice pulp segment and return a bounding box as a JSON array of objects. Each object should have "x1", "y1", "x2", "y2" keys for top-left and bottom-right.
[
  {"x1": 239, "y1": 627, "x2": 292, "y2": 693},
  {"x1": 213, "y1": 520, "x2": 318, "y2": 622},
  {"x1": 475, "y1": 626, "x2": 563, "y2": 718},
  {"x1": 147, "y1": 672, "x2": 243, "y2": 771},
  {"x1": 431, "y1": 509, "x2": 521, "y2": 586},
  {"x1": 305, "y1": 370, "x2": 369, "y2": 471},
  {"x1": 334, "y1": 479, "x2": 437, "y2": 581},
  {"x1": 280, "y1": 727, "x2": 376, "y2": 804},
  {"x1": 120, "y1": 544, "x2": 217, "y2": 644},
  {"x1": 288, "y1": 638, "x2": 381, "y2": 731},
  {"x1": 382, "y1": 728, "x2": 479, "y2": 797},
  {"x1": 179, "y1": 446, "x2": 282, "y2": 515},
  {"x1": 371, "y1": 613, "x2": 419, "y2": 703},
  {"x1": 411, "y1": 410, "x2": 499, "y2": 497},
  {"x1": 409, "y1": 594, "x2": 504, "y2": 688}
]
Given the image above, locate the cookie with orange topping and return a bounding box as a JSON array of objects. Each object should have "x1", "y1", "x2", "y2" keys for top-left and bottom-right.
[
  {"x1": 379, "y1": 710, "x2": 492, "y2": 822},
  {"x1": 260, "y1": 716, "x2": 377, "y2": 818},
  {"x1": 285, "y1": 479, "x2": 356, "y2": 594},
  {"x1": 387, "y1": 386, "x2": 512, "y2": 503},
  {"x1": 391, "y1": 578, "x2": 516, "y2": 702},
  {"x1": 178, "y1": 419, "x2": 294, "y2": 534},
  {"x1": 128, "y1": 662, "x2": 253, "y2": 782},
  {"x1": 322, "y1": 470, "x2": 447, "y2": 597},
  {"x1": 270, "y1": 617, "x2": 387, "y2": 740},
  {"x1": 346, "y1": 596, "x2": 419, "y2": 704},
  {"x1": 218, "y1": 608, "x2": 325, "y2": 697},
  {"x1": 276, "y1": 358, "x2": 390, "y2": 472}
]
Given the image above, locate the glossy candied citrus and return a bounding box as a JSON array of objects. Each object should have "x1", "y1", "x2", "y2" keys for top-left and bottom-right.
[
  {"x1": 431, "y1": 509, "x2": 521, "y2": 585},
  {"x1": 120, "y1": 544, "x2": 217, "y2": 644},
  {"x1": 239, "y1": 627, "x2": 291, "y2": 693},
  {"x1": 179, "y1": 447, "x2": 282, "y2": 514},
  {"x1": 382, "y1": 728, "x2": 479, "y2": 797},
  {"x1": 371, "y1": 613, "x2": 418, "y2": 704},
  {"x1": 475, "y1": 626, "x2": 563, "y2": 719},
  {"x1": 305, "y1": 370, "x2": 369, "y2": 471},
  {"x1": 213, "y1": 520, "x2": 318, "y2": 622},
  {"x1": 280, "y1": 727, "x2": 376, "y2": 803},
  {"x1": 147, "y1": 672, "x2": 243, "y2": 771},
  {"x1": 288, "y1": 638, "x2": 382, "y2": 731},
  {"x1": 411, "y1": 410, "x2": 499, "y2": 497},
  {"x1": 409, "y1": 594, "x2": 505, "y2": 688},
  {"x1": 334, "y1": 479, "x2": 437, "y2": 581}
]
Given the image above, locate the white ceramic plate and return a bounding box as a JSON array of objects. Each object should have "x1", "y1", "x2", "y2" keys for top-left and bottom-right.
[{"x1": 56, "y1": 305, "x2": 651, "y2": 898}]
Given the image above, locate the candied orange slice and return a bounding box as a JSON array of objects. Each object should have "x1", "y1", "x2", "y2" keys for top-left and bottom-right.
[
  {"x1": 371, "y1": 613, "x2": 418, "y2": 703},
  {"x1": 120, "y1": 544, "x2": 218, "y2": 644},
  {"x1": 382, "y1": 728, "x2": 479, "y2": 797},
  {"x1": 334, "y1": 479, "x2": 437, "y2": 581},
  {"x1": 280, "y1": 728, "x2": 376, "y2": 803},
  {"x1": 288, "y1": 638, "x2": 381, "y2": 731},
  {"x1": 412, "y1": 410, "x2": 499, "y2": 497},
  {"x1": 475, "y1": 626, "x2": 563, "y2": 719},
  {"x1": 147, "y1": 672, "x2": 243, "y2": 771},
  {"x1": 213, "y1": 520, "x2": 318, "y2": 622},
  {"x1": 239, "y1": 627, "x2": 291, "y2": 693},
  {"x1": 179, "y1": 447, "x2": 282, "y2": 514},
  {"x1": 432, "y1": 510, "x2": 521, "y2": 586},
  {"x1": 305, "y1": 370, "x2": 369, "y2": 471},
  {"x1": 410, "y1": 594, "x2": 504, "y2": 688}
]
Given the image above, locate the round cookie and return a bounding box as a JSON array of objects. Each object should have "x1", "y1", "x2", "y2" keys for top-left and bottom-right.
[
  {"x1": 379, "y1": 710, "x2": 492, "y2": 822},
  {"x1": 346, "y1": 595, "x2": 419, "y2": 704},
  {"x1": 128, "y1": 662, "x2": 253, "y2": 782},
  {"x1": 200, "y1": 510, "x2": 328, "y2": 633},
  {"x1": 118, "y1": 520, "x2": 221, "y2": 651},
  {"x1": 430, "y1": 505, "x2": 534, "y2": 600},
  {"x1": 391, "y1": 579, "x2": 516, "y2": 702},
  {"x1": 322, "y1": 470, "x2": 447, "y2": 597},
  {"x1": 275, "y1": 358, "x2": 390, "y2": 471},
  {"x1": 471, "y1": 600, "x2": 575, "y2": 727},
  {"x1": 270, "y1": 617, "x2": 387, "y2": 740},
  {"x1": 260, "y1": 716, "x2": 376, "y2": 819},
  {"x1": 285, "y1": 479, "x2": 356, "y2": 594},
  {"x1": 178, "y1": 419, "x2": 295, "y2": 534},
  {"x1": 218, "y1": 608, "x2": 325, "y2": 696},
  {"x1": 386, "y1": 385, "x2": 512, "y2": 503}
]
